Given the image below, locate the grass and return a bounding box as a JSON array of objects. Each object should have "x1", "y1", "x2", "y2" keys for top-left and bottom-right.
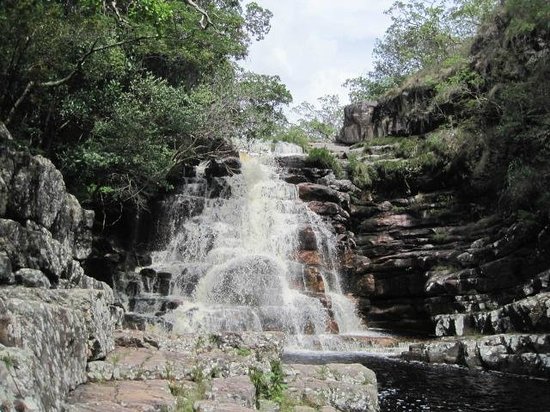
[
  {"x1": 236, "y1": 347, "x2": 252, "y2": 357},
  {"x1": 250, "y1": 360, "x2": 287, "y2": 408},
  {"x1": 306, "y1": 147, "x2": 343, "y2": 178},
  {"x1": 170, "y1": 381, "x2": 207, "y2": 412}
]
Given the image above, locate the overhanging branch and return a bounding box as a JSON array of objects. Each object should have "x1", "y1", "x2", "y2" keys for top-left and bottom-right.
[
  {"x1": 4, "y1": 35, "x2": 159, "y2": 125},
  {"x1": 184, "y1": 0, "x2": 214, "y2": 29}
]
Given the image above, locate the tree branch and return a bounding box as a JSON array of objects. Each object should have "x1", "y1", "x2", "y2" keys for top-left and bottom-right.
[
  {"x1": 184, "y1": 0, "x2": 215, "y2": 29},
  {"x1": 4, "y1": 35, "x2": 159, "y2": 125}
]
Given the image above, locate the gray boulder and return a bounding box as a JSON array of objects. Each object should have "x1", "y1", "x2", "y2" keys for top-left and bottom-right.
[
  {"x1": 14, "y1": 268, "x2": 51, "y2": 288},
  {"x1": 0, "y1": 287, "x2": 115, "y2": 411},
  {"x1": 338, "y1": 101, "x2": 378, "y2": 144},
  {"x1": 0, "y1": 149, "x2": 94, "y2": 287}
]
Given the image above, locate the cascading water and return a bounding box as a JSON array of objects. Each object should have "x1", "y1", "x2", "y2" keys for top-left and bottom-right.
[{"x1": 148, "y1": 141, "x2": 363, "y2": 346}]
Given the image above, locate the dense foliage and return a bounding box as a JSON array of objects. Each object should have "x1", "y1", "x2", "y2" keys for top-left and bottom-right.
[
  {"x1": 346, "y1": 0, "x2": 550, "y2": 217},
  {"x1": 0, "y1": 0, "x2": 291, "y2": 221},
  {"x1": 344, "y1": 0, "x2": 497, "y2": 101}
]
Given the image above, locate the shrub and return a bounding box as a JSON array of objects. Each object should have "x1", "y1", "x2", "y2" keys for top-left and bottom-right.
[
  {"x1": 499, "y1": 160, "x2": 541, "y2": 211},
  {"x1": 306, "y1": 148, "x2": 343, "y2": 177},
  {"x1": 250, "y1": 360, "x2": 286, "y2": 407},
  {"x1": 347, "y1": 153, "x2": 375, "y2": 189}
]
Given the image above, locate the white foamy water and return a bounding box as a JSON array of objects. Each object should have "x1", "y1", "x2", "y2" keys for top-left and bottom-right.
[{"x1": 149, "y1": 142, "x2": 364, "y2": 346}]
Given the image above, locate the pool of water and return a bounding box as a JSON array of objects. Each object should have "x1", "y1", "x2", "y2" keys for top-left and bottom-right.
[{"x1": 283, "y1": 351, "x2": 550, "y2": 412}]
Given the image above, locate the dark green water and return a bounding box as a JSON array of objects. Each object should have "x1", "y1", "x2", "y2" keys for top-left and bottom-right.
[{"x1": 283, "y1": 351, "x2": 550, "y2": 411}]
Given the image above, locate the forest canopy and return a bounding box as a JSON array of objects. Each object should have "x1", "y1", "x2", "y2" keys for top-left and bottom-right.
[{"x1": 0, "y1": 0, "x2": 291, "y2": 217}]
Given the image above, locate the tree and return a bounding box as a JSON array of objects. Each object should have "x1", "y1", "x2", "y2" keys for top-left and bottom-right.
[
  {"x1": 292, "y1": 94, "x2": 343, "y2": 141},
  {"x1": 0, "y1": 0, "x2": 278, "y2": 219},
  {"x1": 344, "y1": 0, "x2": 497, "y2": 102}
]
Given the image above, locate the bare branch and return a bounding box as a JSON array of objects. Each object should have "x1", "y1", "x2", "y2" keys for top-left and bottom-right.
[{"x1": 184, "y1": 0, "x2": 215, "y2": 29}]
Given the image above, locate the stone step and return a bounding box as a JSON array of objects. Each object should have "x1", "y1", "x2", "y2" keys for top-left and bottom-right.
[
  {"x1": 206, "y1": 376, "x2": 256, "y2": 409},
  {"x1": 65, "y1": 380, "x2": 177, "y2": 412}
]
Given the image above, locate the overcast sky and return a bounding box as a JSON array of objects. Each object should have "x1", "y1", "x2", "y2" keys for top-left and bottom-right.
[{"x1": 242, "y1": 0, "x2": 394, "y2": 109}]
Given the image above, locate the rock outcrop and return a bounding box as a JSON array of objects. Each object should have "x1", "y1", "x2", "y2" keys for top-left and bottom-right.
[
  {"x1": 339, "y1": 101, "x2": 378, "y2": 144},
  {"x1": 0, "y1": 147, "x2": 120, "y2": 410},
  {"x1": 0, "y1": 287, "x2": 115, "y2": 411},
  {"x1": 65, "y1": 330, "x2": 379, "y2": 412},
  {"x1": 337, "y1": 85, "x2": 445, "y2": 144},
  {"x1": 0, "y1": 148, "x2": 94, "y2": 287},
  {"x1": 403, "y1": 333, "x2": 550, "y2": 379}
]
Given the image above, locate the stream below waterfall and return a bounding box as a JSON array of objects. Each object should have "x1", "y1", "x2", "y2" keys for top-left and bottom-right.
[{"x1": 284, "y1": 351, "x2": 550, "y2": 411}]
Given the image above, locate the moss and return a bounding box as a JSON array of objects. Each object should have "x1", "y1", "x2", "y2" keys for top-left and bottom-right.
[
  {"x1": 236, "y1": 347, "x2": 252, "y2": 357},
  {"x1": 347, "y1": 153, "x2": 375, "y2": 189}
]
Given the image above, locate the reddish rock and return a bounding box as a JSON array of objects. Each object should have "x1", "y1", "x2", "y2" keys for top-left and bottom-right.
[
  {"x1": 307, "y1": 201, "x2": 349, "y2": 219},
  {"x1": 207, "y1": 376, "x2": 256, "y2": 408},
  {"x1": 295, "y1": 250, "x2": 322, "y2": 266},
  {"x1": 299, "y1": 225, "x2": 318, "y2": 250},
  {"x1": 303, "y1": 267, "x2": 325, "y2": 293},
  {"x1": 66, "y1": 380, "x2": 176, "y2": 411},
  {"x1": 297, "y1": 183, "x2": 343, "y2": 206}
]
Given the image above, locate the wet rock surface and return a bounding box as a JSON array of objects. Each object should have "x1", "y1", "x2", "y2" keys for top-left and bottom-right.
[{"x1": 403, "y1": 333, "x2": 550, "y2": 379}]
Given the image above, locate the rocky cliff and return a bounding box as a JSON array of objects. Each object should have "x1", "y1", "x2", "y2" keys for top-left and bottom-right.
[
  {"x1": 330, "y1": 6, "x2": 550, "y2": 378},
  {"x1": 0, "y1": 148, "x2": 120, "y2": 410},
  {"x1": 338, "y1": 85, "x2": 445, "y2": 144}
]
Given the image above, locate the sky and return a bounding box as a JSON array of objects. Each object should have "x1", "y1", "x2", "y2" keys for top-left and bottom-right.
[{"x1": 242, "y1": 0, "x2": 394, "y2": 109}]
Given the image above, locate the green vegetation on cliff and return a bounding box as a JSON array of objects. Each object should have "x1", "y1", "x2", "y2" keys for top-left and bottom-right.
[
  {"x1": 0, "y1": 0, "x2": 291, "y2": 221},
  {"x1": 346, "y1": 0, "x2": 550, "y2": 217}
]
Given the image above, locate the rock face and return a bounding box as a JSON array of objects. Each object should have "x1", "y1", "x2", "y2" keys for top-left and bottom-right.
[
  {"x1": 346, "y1": 184, "x2": 550, "y2": 337},
  {"x1": 0, "y1": 287, "x2": 115, "y2": 411},
  {"x1": 337, "y1": 86, "x2": 445, "y2": 144},
  {"x1": 0, "y1": 148, "x2": 119, "y2": 410},
  {"x1": 0, "y1": 148, "x2": 94, "y2": 287},
  {"x1": 334, "y1": 80, "x2": 550, "y2": 377}
]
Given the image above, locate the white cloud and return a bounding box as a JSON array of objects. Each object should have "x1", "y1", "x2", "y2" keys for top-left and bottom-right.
[{"x1": 242, "y1": 0, "x2": 393, "y2": 108}]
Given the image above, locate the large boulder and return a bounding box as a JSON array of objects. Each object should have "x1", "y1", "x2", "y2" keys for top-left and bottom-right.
[
  {"x1": 338, "y1": 101, "x2": 378, "y2": 144},
  {"x1": 0, "y1": 287, "x2": 116, "y2": 411}
]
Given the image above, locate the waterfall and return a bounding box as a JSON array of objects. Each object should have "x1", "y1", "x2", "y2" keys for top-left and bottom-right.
[{"x1": 148, "y1": 141, "x2": 363, "y2": 345}]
